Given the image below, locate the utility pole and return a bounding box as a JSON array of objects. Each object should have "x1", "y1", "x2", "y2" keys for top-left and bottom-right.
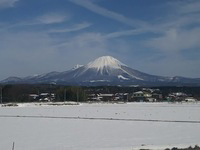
[
  {"x1": 76, "y1": 89, "x2": 79, "y2": 103},
  {"x1": 83, "y1": 90, "x2": 86, "y2": 102},
  {"x1": 12, "y1": 142, "x2": 15, "y2": 150},
  {"x1": 0, "y1": 86, "x2": 2, "y2": 104},
  {"x1": 64, "y1": 88, "x2": 66, "y2": 102}
]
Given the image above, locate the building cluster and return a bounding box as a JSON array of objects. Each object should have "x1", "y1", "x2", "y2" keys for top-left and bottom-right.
[
  {"x1": 87, "y1": 88, "x2": 162, "y2": 102},
  {"x1": 131, "y1": 88, "x2": 162, "y2": 102},
  {"x1": 29, "y1": 88, "x2": 198, "y2": 103},
  {"x1": 166, "y1": 92, "x2": 197, "y2": 102},
  {"x1": 87, "y1": 93, "x2": 129, "y2": 102},
  {"x1": 29, "y1": 93, "x2": 55, "y2": 102},
  {"x1": 87, "y1": 88, "x2": 198, "y2": 103}
]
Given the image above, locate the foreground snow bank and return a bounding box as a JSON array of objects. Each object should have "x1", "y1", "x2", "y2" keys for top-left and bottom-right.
[
  {"x1": 1, "y1": 101, "x2": 80, "y2": 107},
  {"x1": 0, "y1": 103, "x2": 200, "y2": 150}
]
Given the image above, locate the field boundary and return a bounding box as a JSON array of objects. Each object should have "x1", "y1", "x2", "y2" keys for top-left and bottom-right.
[{"x1": 1, "y1": 115, "x2": 200, "y2": 124}]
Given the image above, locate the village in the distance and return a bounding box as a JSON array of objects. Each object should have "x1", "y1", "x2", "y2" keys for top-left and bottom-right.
[{"x1": 1, "y1": 85, "x2": 199, "y2": 106}]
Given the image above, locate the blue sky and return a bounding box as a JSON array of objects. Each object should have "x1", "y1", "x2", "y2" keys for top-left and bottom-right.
[{"x1": 0, "y1": 0, "x2": 200, "y2": 80}]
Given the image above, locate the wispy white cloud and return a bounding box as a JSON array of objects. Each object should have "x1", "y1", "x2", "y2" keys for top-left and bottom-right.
[
  {"x1": 69, "y1": 0, "x2": 147, "y2": 28},
  {"x1": 0, "y1": 12, "x2": 71, "y2": 31},
  {"x1": 178, "y1": 0, "x2": 200, "y2": 14},
  {"x1": 0, "y1": 30, "x2": 58, "y2": 79},
  {"x1": 53, "y1": 31, "x2": 132, "y2": 65},
  {"x1": 144, "y1": 0, "x2": 200, "y2": 53},
  {"x1": 55, "y1": 32, "x2": 106, "y2": 52},
  {"x1": 146, "y1": 28, "x2": 200, "y2": 52},
  {"x1": 104, "y1": 28, "x2": 146, "y2": 39},
  {"x1": 0, "y1": 0, "x2": 18, "y2": 8},
  {"x1": 48, "y1": 22, "x2": 92, "y2": 33},
  {"x1": 141, "y1": 53, "x2": 200, "y2": 78},
  {"x1": 68, "y1": 0, "x2": 200, "y2": 44},
  {"x1": 0, "y1": 30, "x2": 110, "y2": 79},
  {"x1": 36, "y1": 12, "x2": 70, "y2": 24}
]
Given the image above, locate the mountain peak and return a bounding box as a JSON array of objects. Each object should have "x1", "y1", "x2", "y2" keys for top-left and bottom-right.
[
  {"x1": 72, "y1": 64, "x2": 83, "y2": 70},
  {"x1": 86, "y1": 56, "x2": 126, "y2": 71}
]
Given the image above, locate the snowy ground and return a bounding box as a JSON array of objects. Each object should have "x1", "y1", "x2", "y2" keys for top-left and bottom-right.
[{"x1": 0, "y1": 102, "x2": 200, "y2": 150}]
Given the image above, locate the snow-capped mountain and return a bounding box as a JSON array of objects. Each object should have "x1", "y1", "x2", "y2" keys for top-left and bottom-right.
[
  {"x1": 1, "y1": 56, "x2": 200, "y2": 86},
  {"x1": 68, "y1": 56, "x2": 166, "y2": 83}
]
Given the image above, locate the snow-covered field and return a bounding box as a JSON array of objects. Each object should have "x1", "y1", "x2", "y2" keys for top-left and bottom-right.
[{"x1": 0, "y1": 102, "x2": 200, "y2": 150}]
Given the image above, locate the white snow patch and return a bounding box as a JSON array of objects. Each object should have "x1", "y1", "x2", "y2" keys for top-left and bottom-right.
[
  {"x1": 118, "y1": 75, "x2": 129, "y2": 80},
  {"x1": 120, "y1": 68, "x2": 144, "y2": 80},
  {"x1": 89, "y1": 80, "x2": 110, "y2": 82},
  {"x1": 72, "y1": 64, "x2": 83, "y2": 70}
]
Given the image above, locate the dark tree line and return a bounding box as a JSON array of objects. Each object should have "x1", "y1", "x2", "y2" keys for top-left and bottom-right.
[
  {"x1": 0, "y1": 84, "x2": 87, "y2": 103},
  {"x1": 140, "y1": 145, "x2": 200, "y2": 150},
  {"x1": 0, "y1": 84, "x2": 200, "y2": 103}
]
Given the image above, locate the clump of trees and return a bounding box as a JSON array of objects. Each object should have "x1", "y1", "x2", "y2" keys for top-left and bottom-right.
[
  {"x1": 1, "y1": 84, "x2": 30, "y2": 103},
  {"x1": 165, "y1": 145, "x2": 200, "y2": 150},
  {"x1": 0, "y1": 84, "x2": 87, "y2": 103},
  {"x1": 139, "y1": 145, "x2": 200, "y2": 150},
  {"x1": 55, "y1": 86, "x2": 87, "y2": 102}
]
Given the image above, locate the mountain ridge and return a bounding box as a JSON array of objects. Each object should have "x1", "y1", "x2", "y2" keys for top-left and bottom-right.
[{"x1": 1, "y1": 56, "x2": 200, "y2": 86}]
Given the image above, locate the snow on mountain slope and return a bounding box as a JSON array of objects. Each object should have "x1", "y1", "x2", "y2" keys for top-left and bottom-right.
[
  {"x1": 24, "y1": 71, "x2": 60, "y2": 80},
  {"x1": 1, "y1": 56, "x2": 200, "y2": 86},
  {"x1": 70, "y1": 56, "x2": 125, "y2": 77},
  {"x1": 71, "y1": 56, "x2": 145, "y2": 81},
  {"x1": 1, "y1": 76, "x2": 22, "y2": 83},
  {"x1": 86, "y1": 56, "x2": 125, "y2": 71},
  {"x1": 118, "y1": 75, "x2": 129, "y2": 80},
  {"x1": 72, "y1": 64, "x2": 84, "y2": 70},
  {"x1": 84, "y1": 56, "x2": 144, "y2": 81}
]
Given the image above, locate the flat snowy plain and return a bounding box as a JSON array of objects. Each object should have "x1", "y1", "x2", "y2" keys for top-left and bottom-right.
[{"x1": 0, "y1": 102, "x2": 200, "y2": 150}]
